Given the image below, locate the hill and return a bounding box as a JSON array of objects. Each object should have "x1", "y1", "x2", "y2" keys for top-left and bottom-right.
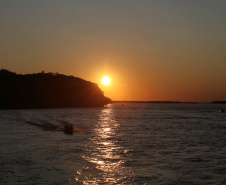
[{"x1": 0, "y1": 69, "x2": 112, "y2": 109}]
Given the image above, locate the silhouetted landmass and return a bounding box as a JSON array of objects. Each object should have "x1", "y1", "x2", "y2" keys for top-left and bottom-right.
[
  {"x1": 212, "y1": 101, "x2": 226, "y2": 104},
  {"x1": 0, "y1": 69, "x2": 112, "y2": 109},
  {"x1": 113, "y1": 101, "x2": 198, "y2": 104}
]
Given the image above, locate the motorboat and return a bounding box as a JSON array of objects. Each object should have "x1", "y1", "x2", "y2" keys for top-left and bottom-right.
[{"x1": 63, "y1": 124, "x2": 74, "y2": 135}]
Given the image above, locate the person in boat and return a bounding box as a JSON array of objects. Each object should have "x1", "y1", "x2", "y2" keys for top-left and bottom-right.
[
  {"x1": 220, "y1": 108, "x2": 225, "y2": 113},
  {"x1": 63, "y1": 124, "x2": 74, "y2": 135}
]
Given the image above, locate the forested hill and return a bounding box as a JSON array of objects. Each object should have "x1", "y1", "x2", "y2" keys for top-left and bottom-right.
[{"x1": 0, "y1": 69, "x2": 112, "y2": 109}]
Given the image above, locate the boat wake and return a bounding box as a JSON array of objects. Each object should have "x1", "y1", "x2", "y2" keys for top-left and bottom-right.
[{"x1": 25, "y1": 120, "x2": 88, "y2": 134}]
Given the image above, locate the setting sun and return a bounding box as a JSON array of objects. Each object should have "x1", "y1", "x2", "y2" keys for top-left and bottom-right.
[{"x1": 102, "y1": 76, "x2": 111, "y2": 85}]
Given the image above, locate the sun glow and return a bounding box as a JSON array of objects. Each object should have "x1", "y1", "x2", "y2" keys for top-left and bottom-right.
[{"x1": 102, "y1": 76, "x2": 111, "y2": 85}]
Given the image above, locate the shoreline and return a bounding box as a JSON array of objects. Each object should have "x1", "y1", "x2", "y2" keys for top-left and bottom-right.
[{"x1": 112, "y1": 101, "x2": 226, "y2": 104}]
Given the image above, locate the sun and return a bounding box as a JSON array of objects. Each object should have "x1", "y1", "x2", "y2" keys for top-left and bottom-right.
[{"x1": 102, "y1": 76, "x2": 111, "y2": 85}]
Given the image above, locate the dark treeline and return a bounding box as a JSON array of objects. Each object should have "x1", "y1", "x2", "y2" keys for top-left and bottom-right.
[
  {"x1": 0, "y1": 69, "x2": 112, "y2": 109},
  {"x1": 113, "y1": 101, "x2": 198, "y2": 104},
  {"x1": 212, "y1": 101, "x2": 226, "y2": 104}
]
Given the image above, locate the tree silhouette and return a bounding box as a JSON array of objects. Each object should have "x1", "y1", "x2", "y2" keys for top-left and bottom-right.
[{"x1": 0, "y1": 69, "x2": 112, "y2": 109}]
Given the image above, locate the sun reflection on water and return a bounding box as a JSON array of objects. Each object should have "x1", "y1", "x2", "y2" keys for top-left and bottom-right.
[{"x1": 76, "y1": 107, "x2": 133, "y2": 184}]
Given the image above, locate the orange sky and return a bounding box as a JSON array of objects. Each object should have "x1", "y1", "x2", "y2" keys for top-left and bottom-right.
[{"x1": 1, "y1": 1, "x2": 226, "y2": 102}]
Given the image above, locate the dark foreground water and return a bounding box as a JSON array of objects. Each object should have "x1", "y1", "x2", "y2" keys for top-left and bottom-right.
[{"x1": 0, "y1": 103, "x2": 226, "y2": 185}]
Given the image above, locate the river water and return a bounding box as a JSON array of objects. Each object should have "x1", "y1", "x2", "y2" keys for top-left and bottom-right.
[{"x1": 0, "y1": 103, "x2": 226, "y2": 184}]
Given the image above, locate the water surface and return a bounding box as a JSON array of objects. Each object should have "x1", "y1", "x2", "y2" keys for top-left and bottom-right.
[{"x1": 0, "y1": 103, "x2": 226, "y2": 184}]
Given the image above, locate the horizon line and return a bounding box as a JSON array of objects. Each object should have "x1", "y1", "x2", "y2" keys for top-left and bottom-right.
[{"x1": 112, "y1": 100, "x2": 226, "y2": 104}]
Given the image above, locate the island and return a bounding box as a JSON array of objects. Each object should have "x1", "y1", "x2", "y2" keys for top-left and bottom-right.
[
  {"x1": 211, "y1": 101, "x2": 226, "y2": 104},
  {"x1": 0, "y1": 69, "x2": 112, "y2": 109}
]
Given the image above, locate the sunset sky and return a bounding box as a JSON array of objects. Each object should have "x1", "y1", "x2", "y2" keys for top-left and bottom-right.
[{"x1": 1, "y1": 0, "x2": 226, "y2": 102}]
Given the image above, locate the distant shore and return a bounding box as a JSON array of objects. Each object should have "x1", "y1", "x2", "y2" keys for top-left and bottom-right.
[{"x1": 113, "y1": 101, "x2": 226, "y2": 104}]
